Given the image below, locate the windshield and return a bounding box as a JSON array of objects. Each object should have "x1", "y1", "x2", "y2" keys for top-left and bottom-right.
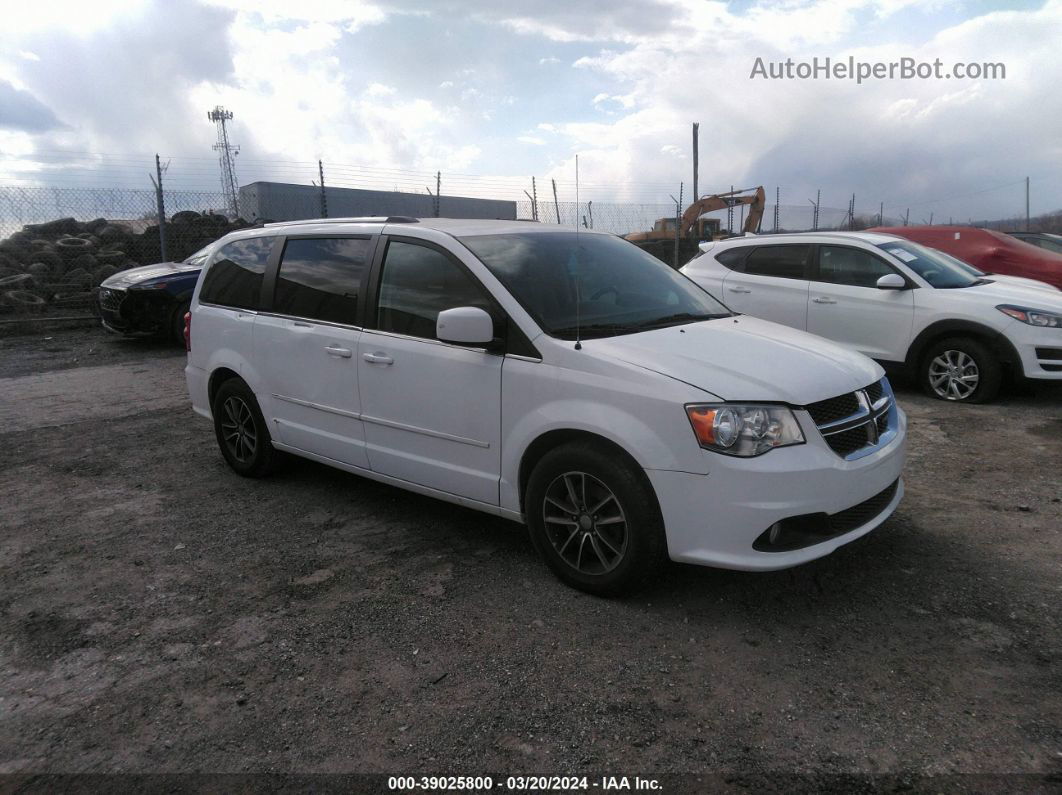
[
  {"x1": 460, "y1": 232, "x2": 731, "y2": 339},
  {"x1": 184, "y1": 245, "x2": 212, "y2": 267},
  {"x1": 876, "y1": 240, "x2": 979, "y2": 288},
  {"x1": 931, "y1": 248, "x2": 987, "y2": 277}
]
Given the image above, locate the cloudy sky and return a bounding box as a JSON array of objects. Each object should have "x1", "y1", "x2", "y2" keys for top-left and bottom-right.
[{"x1": 1, "y1": 0, "x2": 1060, "y2": 223}]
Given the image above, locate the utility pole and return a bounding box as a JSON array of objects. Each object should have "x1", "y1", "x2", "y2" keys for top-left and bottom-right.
[
  {"x1": 435, "y1": 172, "x2": 441, "y2": 217},
  {"x1": 532, "y1": 177, "x2": 538, "y2": 221},
  {"x1": 207, "y1": 106, "x2": 240, "y2": 218},
  {"x1": 318, "y1": 160, "x2": 328, "y2": 218},
  {"x1": 849, "y1": 194, "x2": 856, "y2": 230},
  {"x1": 727, "y1": 185, "x2": 734, "y2": 234},
  {"x1": 1026, "y1": 176, "x2": 1030, "y2": 231},
  {"x1": 879, "y1": 202, "x2": 884, "y2": 227},
  {"x1": 552, "y1": 178, "x2": 561, "y2": 224},
  {"x1": 691, "y1": 123, "x2": 699, "y2": 202},
  {"x1": 149, "y1": 154, "x2": 168, "y2": 263},
  {"x1": 904, "y1": 208, "x2": 910, "y2": 226},
  {"x1": 814, "y1": 189, "x2": 820, "y2": 231},
  {"x1": 774, "y1": 186, "x2": 780, "y2": 232}
]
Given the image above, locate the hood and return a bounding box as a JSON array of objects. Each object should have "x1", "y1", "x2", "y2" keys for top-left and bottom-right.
[
  {"x1": 964, "y1": 279, "x2": 1062, "y2": 310},
  {"x1": 586, "y1": 315, "x2": 882, "y2": 404},
  {"x1": 985, "y1": 274, "x2": 1059, "y2": 293},
  {"x1": 101, "y1": 261, "x2": 200, "y2": 289}
]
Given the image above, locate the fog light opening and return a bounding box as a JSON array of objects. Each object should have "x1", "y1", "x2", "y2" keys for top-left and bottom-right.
[{"x1": 768, "y1": 522, "x2": 783, "y2": 545}]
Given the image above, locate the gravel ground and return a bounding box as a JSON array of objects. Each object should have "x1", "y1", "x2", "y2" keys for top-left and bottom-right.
[{"x1": 0, "y1": 330, "x2": 1060, "y2": 788}]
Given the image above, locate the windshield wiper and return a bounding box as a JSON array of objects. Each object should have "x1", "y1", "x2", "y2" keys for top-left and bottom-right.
[
  {"x1": 632, "y1": 311, "x2": 726, "y2": 329},
  {"x1": 550, "y1": 322, "x2": 641, "y2": 339}
]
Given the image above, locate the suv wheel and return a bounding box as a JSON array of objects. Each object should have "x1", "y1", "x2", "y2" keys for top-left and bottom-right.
[
  {"x1": 212, "y1": 379, "x2": 283, "y2": 477},
  {"x1": 526, "y1": 441, "x2": 667, "y2": 595},
  {"x1": 920, "y1": 336, "x2": 1001, "y2": 403}
]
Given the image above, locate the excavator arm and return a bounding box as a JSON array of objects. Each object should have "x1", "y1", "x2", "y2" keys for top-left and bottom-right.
[{"x1": 679, "y1": 186, "x2": 766, "y2": 238}]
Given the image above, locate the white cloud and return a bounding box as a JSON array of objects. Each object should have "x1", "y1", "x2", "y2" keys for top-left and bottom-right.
[
  {"x1": 538, "y1": 56, "x2": 560, "y2": 65},
  {"x1": 518, "y1": 135, "x2": 547, "y2": 145}
]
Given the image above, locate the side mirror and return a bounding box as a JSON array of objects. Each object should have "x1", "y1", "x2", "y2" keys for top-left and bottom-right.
[
  {"x1": 876, "y1": 273, "x2": 907, "y2": 290},
  {"x1": 437, "y1": 306, "x2": 495, "y2": 346}
]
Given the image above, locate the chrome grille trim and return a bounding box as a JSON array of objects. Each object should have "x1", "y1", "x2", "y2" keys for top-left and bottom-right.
[{"x1": 804, "y1": 378, "x2": 898, "y2": 460}]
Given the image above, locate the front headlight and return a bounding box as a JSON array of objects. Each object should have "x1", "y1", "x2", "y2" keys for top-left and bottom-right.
[
  {"x1": 998, "y1": 305, "x2": 1062, "y2": 328},
  {"x1": 685, "y1": 403, "x2": 805, "y2": 457}
]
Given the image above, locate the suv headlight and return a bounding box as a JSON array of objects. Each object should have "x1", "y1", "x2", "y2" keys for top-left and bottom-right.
[
  {"x1": 685, "y1": 404, "x2": 804, "y2": 457},
  {"x1": 998, "y1": 305, "x2": 1062, "y2": 328}
]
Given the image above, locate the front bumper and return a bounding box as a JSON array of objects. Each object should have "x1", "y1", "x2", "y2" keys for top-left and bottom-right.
[
  {"x1": 648, "y1": 407, "x2": 907, "y2": 571},
  {"x1": 96, "y1": 286, "x2": 168, "y2": 335},
  {"x1": 1004, "y1": 321, "x2": 1062, "y2": 380}
]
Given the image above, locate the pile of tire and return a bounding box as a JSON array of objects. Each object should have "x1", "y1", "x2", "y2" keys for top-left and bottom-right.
[{"x1": 0, "y1": 212, "x2": 253, "y2": 315}]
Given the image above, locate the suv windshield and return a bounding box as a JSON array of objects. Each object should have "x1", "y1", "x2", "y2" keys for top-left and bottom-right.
[
  {"x1": 876, "y1": 240, "x2": 979, "y2": 288},
  {"x1": 460, "y1": 232, "x2": 731, "y2": 339}
]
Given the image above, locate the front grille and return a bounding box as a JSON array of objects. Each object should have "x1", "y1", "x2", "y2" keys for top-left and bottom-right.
[
  {"x1": 98, "y1": 287, "x2": 125, "y2": 313},
  {"x1": 805, "y1": 392, "x2": 860, "y2": 425},
  {"x1": 804, "y1": 378, "x2": 894, "y2": 459},
  {"x1": 828, "y1": 479, "x2": 899, "y2": 534},
  {"x1": 865, "y1": 380, "x2": 884, "y2": 404}
]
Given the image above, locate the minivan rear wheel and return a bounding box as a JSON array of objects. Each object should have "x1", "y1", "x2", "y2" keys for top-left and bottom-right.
[
  {"x1": 212, "y1": 379, "x2": 283, "y2": 477},
  {"x1": 526, "y1": 441, "x2": 667, "y2": 595}
]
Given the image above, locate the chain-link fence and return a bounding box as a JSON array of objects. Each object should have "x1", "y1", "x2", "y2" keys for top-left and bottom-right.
[{"x1": 0, "y1": 186, "x2": 255, "y2": 325}]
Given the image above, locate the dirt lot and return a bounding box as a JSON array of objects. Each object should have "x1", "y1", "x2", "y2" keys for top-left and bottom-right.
[{"x1": 1, "y1": 329, "x2": 1060, "y2": 787}]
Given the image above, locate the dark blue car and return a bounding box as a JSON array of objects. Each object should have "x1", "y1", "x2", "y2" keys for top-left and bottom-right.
[{"x1": 96, "y1": 245, "x2": 210, "y2": 344}]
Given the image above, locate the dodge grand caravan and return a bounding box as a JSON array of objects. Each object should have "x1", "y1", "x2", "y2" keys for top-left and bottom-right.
[{"x1": 185, "y1": 218, "x2": 907, "y2": 594}]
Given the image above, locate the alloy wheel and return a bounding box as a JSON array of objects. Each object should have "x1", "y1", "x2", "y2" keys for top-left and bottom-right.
[
  {"x1": 542, "y1": 471, "x2": 629, "y2": 575},
  {"x1": 221, "y1": 396, "x2": 257, "y2": 463},
  {"x1": 928, "y1": 349, "x2": 980, "y2": 400}
]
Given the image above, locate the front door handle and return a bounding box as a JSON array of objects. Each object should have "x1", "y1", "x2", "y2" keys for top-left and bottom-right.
[
  {"x1": 812, "y1": 296, "x2": 837, "y2": 304},
  {"x1": 325, "y1": 345, "x2": 353, "y2": 358},
  {"x1": 728, "y1": 286, "x2": 751, "y2": 293},
  {"x1": 362, "y1": 351, "x2": 394, "y2": 365}
]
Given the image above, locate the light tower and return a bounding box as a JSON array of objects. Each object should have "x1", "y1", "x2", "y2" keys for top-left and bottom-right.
[{"x1": 207, "y1": 106, "x2": 240, "y2": 218}]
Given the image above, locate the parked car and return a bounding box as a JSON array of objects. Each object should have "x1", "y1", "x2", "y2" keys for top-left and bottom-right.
[
  {"x1": 870, "y1": 225, "x2": 1062, "y2": 290},
  {"x1": 97, "y1": 245, "x2": 212, "y2": 343},
  {"x1": 930, "y1": 248, "x2": 1058, "y2": 292},
  {"x1": 1008, "y1": 231, "x2": 1062, "y2": 255},
  {"x1": 185, "y1": 218, "x2": 906, "y2": 594},
  {"x1": 682, "y1": 231, "x2": 1062, "y2": 403}
]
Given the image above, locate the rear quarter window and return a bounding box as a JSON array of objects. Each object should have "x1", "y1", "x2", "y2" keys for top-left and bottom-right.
[
  {"x1": 199, "y1": 237, "x2": 274, "y2": 310},
  {"x1": 714, "y1": 247, "x2": 748, "y2": 270}
]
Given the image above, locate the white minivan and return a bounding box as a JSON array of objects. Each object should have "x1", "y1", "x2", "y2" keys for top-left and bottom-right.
[{"x1": 185, "y1": 218, "x2": 906, "y2": 593}]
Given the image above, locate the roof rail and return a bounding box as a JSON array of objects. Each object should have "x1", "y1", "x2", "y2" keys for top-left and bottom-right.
[{"x1": 263, "y1": 216, "x2": 419, "y2": 228}]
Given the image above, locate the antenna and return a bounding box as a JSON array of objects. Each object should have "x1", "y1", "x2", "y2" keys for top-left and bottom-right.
[
  {"x1": 574, "y1": 154, "x2": 582, "y2": 350},
  {"x1": 207, "y1": 106, "x2": 240, "y2": 218}
]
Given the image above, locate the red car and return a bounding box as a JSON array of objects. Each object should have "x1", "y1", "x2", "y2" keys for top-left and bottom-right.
[{"x1": 870, "y1": 226, "x2": 1062, "y2": 290}]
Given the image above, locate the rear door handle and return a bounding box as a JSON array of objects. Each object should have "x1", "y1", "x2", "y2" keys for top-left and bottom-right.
[
  {"x1": 325, "y1": 346, "x2": 353, "y2": 358},
  {"x1": 728, "y1": 286, "x2": 751, "y2": 294},
  {"x1": 362, "y1": 352, "x2": 393, "y2": 365},
  {"x1": 812, "y1": 296, "x2": 837, "y2": 304}
]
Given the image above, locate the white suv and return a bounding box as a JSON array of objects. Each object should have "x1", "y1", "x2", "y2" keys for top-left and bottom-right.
[
  {"x1": 185, "y1": 218, "x2": 906, "y2": 593},
  {"x1": 682, "y1": 231, "x2": 1062, "y2": 403}
]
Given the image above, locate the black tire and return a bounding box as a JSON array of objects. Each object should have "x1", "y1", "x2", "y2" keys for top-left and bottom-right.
[
  {"x1": 525, "y1": 441, "x2": 668, "y2": 595},
  {"x1": 169, "y1": 300, "x2": 191, "y2": 345},
  {"x1": 211, "y1": 379, "x2": 283, "y2": 478},
  {"x1": 919, "y1": 336, "x2": 1002, "y2": 403}
]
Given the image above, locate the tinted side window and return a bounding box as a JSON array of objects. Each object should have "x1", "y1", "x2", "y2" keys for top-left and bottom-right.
[
  {"x1": 376, "y1": 241, "x2": 494, "y2": 341},
  {"x1": 199, "y1": 237, "x2": 273, "y2": 310},
  {"x1": 714, "y1": 248, "x2": 747, "y2": 270},
  {"x1": 273, "y1": 237, "x2": 371, "y2": 324},
  {"x1": 743, "y1": 245, "x2": 810, "y2": 279},
  {"x1": 817, "y1": 246, "x2": 895, "y2": 287}
]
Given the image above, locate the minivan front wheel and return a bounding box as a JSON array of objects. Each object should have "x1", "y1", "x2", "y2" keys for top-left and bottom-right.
[
  {"x1": 212, "y1": 379, "x2": 282, "y2": 477},
  {"x1": 526, "y1": 442, "x2": 667, "y2": 595}
]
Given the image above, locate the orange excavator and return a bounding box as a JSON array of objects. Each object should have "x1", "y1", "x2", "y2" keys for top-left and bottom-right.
[{"x1": 625, "y1": 186, "x2": 766, "y2": 265}]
